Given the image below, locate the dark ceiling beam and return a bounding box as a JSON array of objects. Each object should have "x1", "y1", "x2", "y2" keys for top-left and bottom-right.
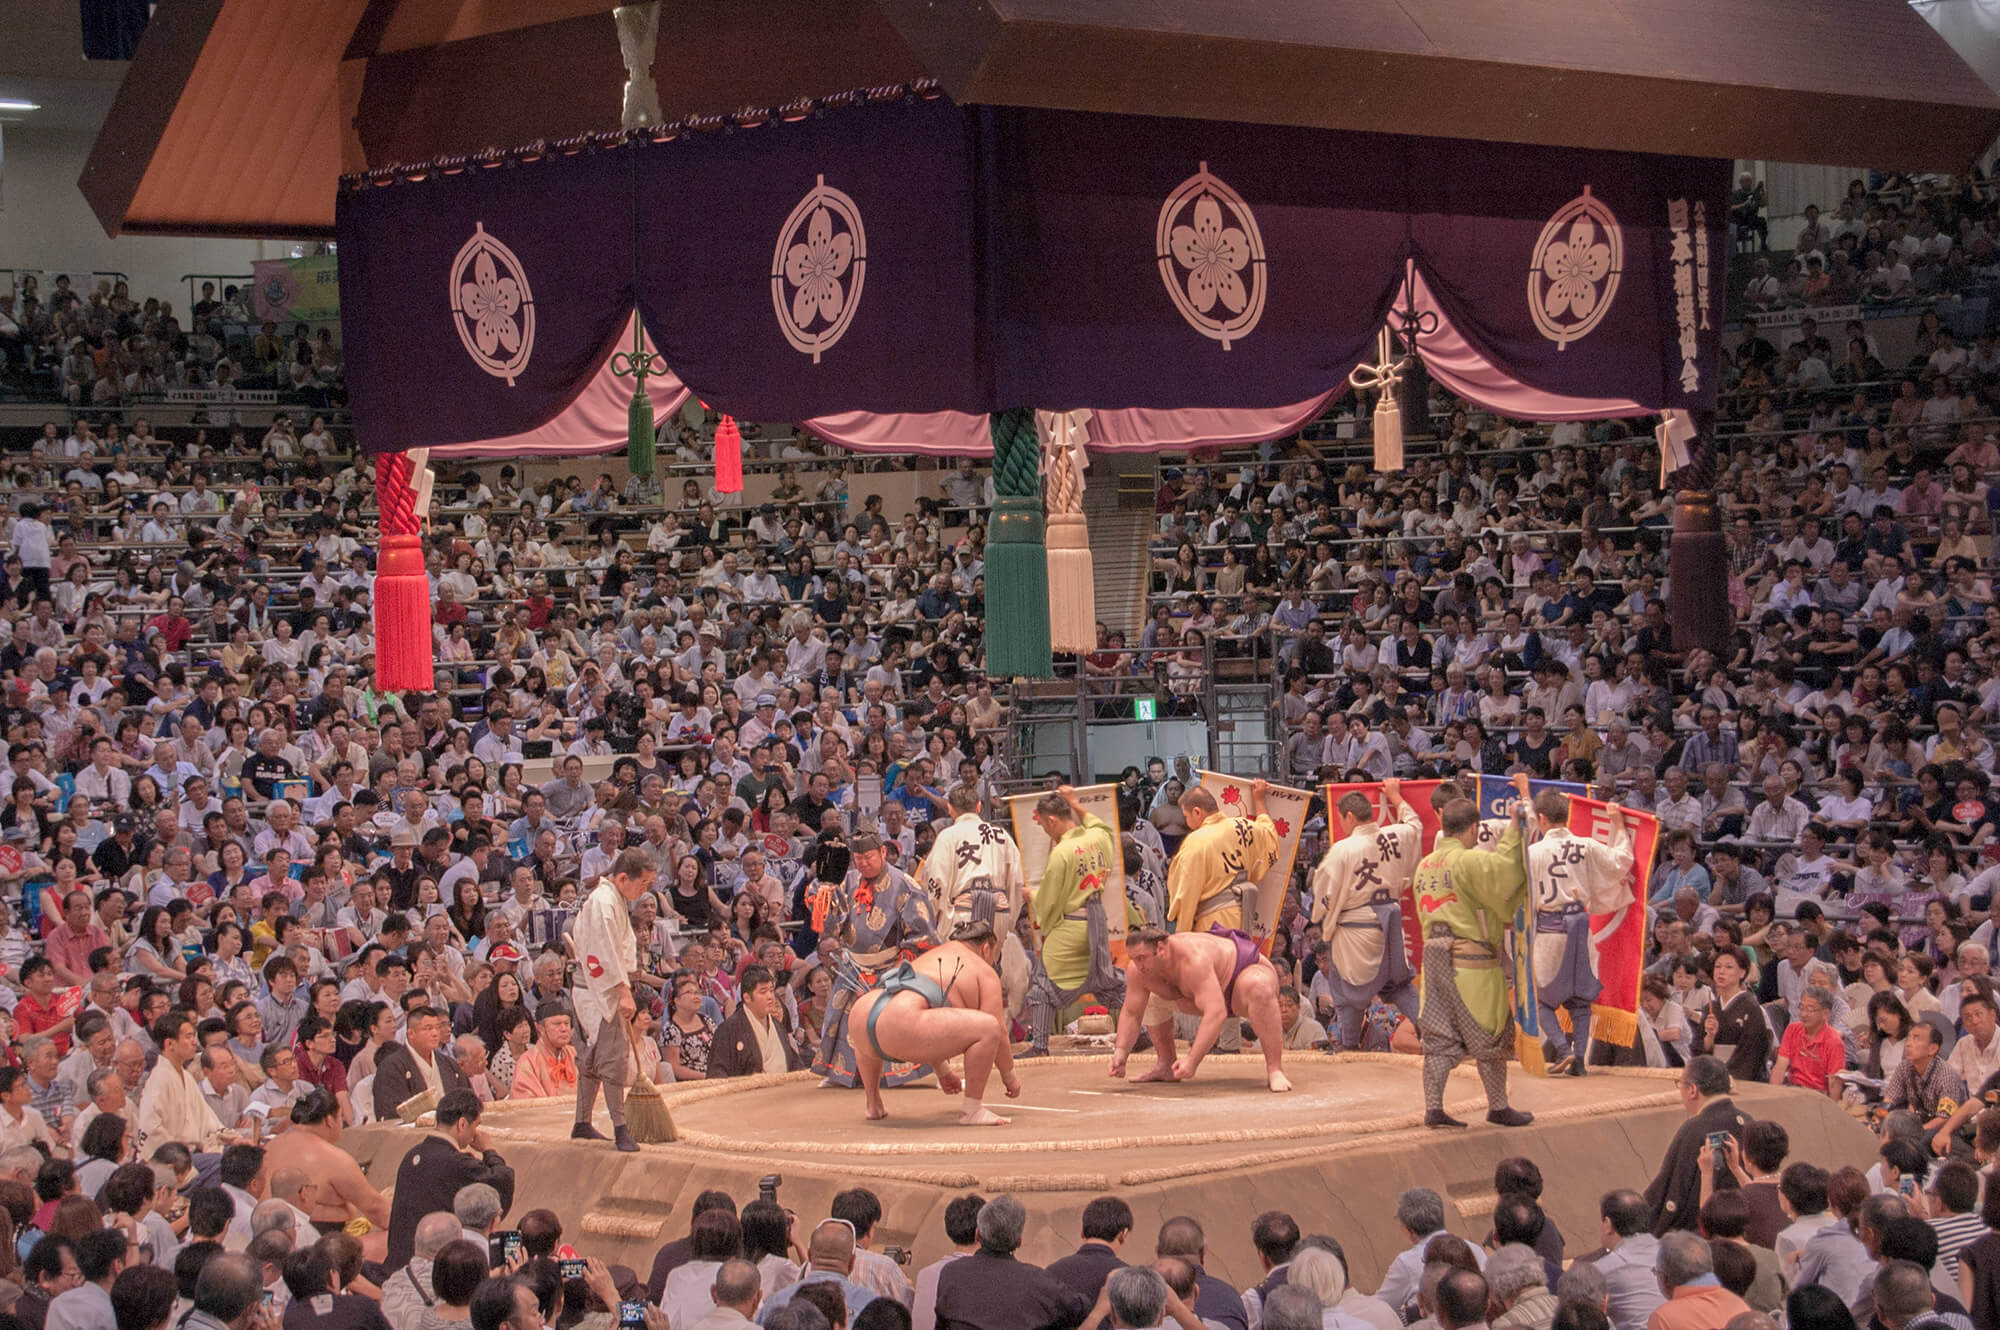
[
  {"x1": 872, "y1": 0, "x2": 2000, "y2": 170},
  {"x1": 77, "y1": 0, "x2": 227, "y2": 238},
  {"x1": 354, "y1": 0, "x2": 925, "y2": 169}
]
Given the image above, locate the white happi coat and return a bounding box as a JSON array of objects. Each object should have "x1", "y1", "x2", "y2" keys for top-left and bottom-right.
[
  {"x1": 569, "y1": 877, "x2": 637, "y2": 1042},
  {"x1": 920, "y1": 812, "x2": 1027, "y2": 934},
  {"x1": 1310, "y1": 800, "x2": 1423, "y2": 986},
  {"x1": 1524, "y1": 822, "x2": 1636, "y2": 980},
  {"x1": 919, "y1": 812, "x2": 1031, "y2": 1013}
]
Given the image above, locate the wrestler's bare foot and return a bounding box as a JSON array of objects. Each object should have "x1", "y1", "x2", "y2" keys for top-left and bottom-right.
[
  {"x1": 864, "y1": 1097, "x2": 889, "y2": 1121},
  {"x1": 1268, "y1": 1069, "x2": 1294, "y2": 1093},
  {"x1": 936, "y1": 1067, "x2": 964, "y2": 1096},
  {"x1": 1133, "y1": 1061, "x2": 1179, "y2": 1083},
  {"x1": 959, "y1": 1104, "x2": 1011, "y2": 1126}
]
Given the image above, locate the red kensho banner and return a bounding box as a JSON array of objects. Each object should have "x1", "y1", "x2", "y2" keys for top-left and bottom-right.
[
  {"x1": 1561, "y1": 793, "x2": 1659, "y2": 1047},
  {"x1": 1321, "y1": 780, "x2": 1657, "y2": 1048},
  {"x1": 1324, "y1": 780, "x2": 1446, "y2": 981}
]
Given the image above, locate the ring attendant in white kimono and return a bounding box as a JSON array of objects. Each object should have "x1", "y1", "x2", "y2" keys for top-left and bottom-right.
[
  {"x1": 1310, "y1": 778, "x2": 1424, "y2": 1050},
  {"x1": 1523, "y1": 788, "x2": 1635, "y2": 1076},
  {"x1": 569, "y1": 847, "x2": 660, "y2": 1153},
  {"x1": 919, "y1": 784, "x2": 1030, "y2": 1017}
]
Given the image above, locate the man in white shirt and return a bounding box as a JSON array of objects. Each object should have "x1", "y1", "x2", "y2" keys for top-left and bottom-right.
[
  {"x1": 785, "y1": 625, "x2": 828, "y2": 681},
  {"x1": 9, "y1": 504, "x2": 51, "y2": 598},
  {"x1": 0, "y1": 1067, "x2": 60, "y2": 1157},
  {"x1": 218, "y1": 1144, "x2": 267, "y2": 1245},
  {"x1": 1587, "y1": 1190, "x2": 1664, "y2": 1330},
  {"x1": 200, "y1": 1047, "x2": 253, "y2": 1138},
  {"x1": 1742, "y1": 258, "x2": 1781, "y2": 308},
  {"x1": 1653, "y1": 768, "x2": 1704, "y2": 837},
  {"x1": 690, "y1": 1261, "x2": 763, "y2": 1330},
  {"x1": 1934, "y1": 990, "x2": 2000, "y2": 1152},
  {"x1": 72, "y1": 738, "x2": 131, "y2": 808},
  {"x1": 383, "y1": 1213, "x2": 460, "y2": 1330},
  {"x1": 835, "y1": 1189, "x2": 916, "y2": 1309},
  {"x1": 42, "y1": 1229, "x2": 125, "y2": 1330},
  {"x1": 1746, "y1": 775, "x2": 1811, "y2": 846},
  {"x1": 1376, "y1": 1190, "x2": 1484, "y2": 1313},
  {"x1": 473, "y1": 711, "x2": 524, "y2": 768}
]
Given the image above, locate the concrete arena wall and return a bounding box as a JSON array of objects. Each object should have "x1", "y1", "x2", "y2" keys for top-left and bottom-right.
[{"x1": 340, "y1": 1080, "x2": 1876, "y2": 1290}]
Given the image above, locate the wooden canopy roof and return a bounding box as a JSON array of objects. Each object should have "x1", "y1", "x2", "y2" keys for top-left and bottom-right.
[{"x1": 83, "y1": 0, "x2": 2000, "y2": 239}]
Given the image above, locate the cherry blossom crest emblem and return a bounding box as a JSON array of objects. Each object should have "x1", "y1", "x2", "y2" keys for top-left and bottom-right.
[
  {"x1": 1528, "y1": 186, "x2": 1623, "y2": 350},
  {"x1": 448, "y1": 223, "x2": 535, "y2": 386},
  {"x1": 771, "y1": 175, "x2": 867, "y2": 362},
  {"x1": 1156, "y1": 162, "x2": 1265, "y2": 350}
]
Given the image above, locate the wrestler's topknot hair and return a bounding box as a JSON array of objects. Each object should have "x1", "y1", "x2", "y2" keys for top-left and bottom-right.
[
  {"x1": 1179, "y1": 788, "x2": 1219, "y2": 816},
  {"x1": 949, "y1": 919, "x2": 998, "y2": 946}
]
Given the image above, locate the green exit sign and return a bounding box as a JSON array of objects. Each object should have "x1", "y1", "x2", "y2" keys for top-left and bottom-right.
[{"x1": 1134, "y1": 697, "x2": 1157, "y2": 721}]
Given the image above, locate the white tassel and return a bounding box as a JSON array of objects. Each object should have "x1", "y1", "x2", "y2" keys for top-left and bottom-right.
[
  {"x1": 1655, "y1": 409, "x2": 1696, "y2": 488},
  {"x1": 613, "y1": 4, "x2": 663, "y2": 128},
  {"x1": 1039, "y1": 408, "x2": 1097, "y2": 654},
  {"x1": 1373, "y1": 394, "x2": 1404, "y2": 473},
  {"x1": 1350, "y1": 327, "x2": 1407, "y2": 475},
  {"x1": 409, "y1": 447, "x2": 435, "y2": 530}
]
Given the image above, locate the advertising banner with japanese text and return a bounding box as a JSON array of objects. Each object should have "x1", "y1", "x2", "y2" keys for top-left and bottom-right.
[
  {"x1": 1324, "y1": 780, "x2": 1447, "y2": 978},
  {"x1": 1559, "y1": 793, "x2": 1659, "y2": 1048},
  {"x1": 1478, "y1": 776, "x2": 1656, "y2": 1048},
  {"x1": 1325, "y1": 777, "x2": 1656, "y2": 1053},
  {"x1": 1006, "y1": 784, "x2": 1129, "y2": 939},
  {"x1": 1197, "y1": 771, "x2": 1313, "y2": 939}
]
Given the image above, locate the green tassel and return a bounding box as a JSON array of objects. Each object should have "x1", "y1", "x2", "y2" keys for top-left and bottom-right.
[
  {"x1": 985, "y1": 406, "x2": 1052, "y2": 678},
  {"x1": 627, "y1": 379, "x2": 655, "y2": 477}
]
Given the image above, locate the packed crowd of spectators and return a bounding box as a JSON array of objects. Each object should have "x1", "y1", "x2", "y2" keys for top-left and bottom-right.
[
  {"x1": 0, "y1": 275, "x2": 343, "y2": 411},
  {"x1": 0, "y1": 168, "x2": 1988, "y2": 1330},
  {"x1": 1728, "y1": 173, "x2": 1996, "y2": 312}
]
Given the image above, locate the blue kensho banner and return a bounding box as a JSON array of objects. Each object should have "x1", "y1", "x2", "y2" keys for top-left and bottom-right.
[
  {"x1": 1476, "y1": 776, "x2": 1589, "y2": 824},
  {"x1": 336, "y1": 94, "x2": 1729, "y2": 452}
]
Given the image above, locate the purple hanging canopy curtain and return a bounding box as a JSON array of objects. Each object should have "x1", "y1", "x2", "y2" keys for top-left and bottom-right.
[
  {"x1": 336, "y1": 92, "x2": 1728, "y2": 453},
  {"x1": 409, "y1": 265, "x2": 1645, "y2": 460},
  {"x1": 423, "y1": 311, "x2": 692, "y2": 460},
  {"x1": 802, "y1": 392, "x2": 1343, "y2": 456}
]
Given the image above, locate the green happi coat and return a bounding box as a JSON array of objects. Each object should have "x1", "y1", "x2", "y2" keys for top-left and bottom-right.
[
  {"x1": 1412, "y1": 821, "x2": 1527, "y2": 1037},
  {"x1": 1034, "y1": 811, "x2": 1119, "y2": 991}
]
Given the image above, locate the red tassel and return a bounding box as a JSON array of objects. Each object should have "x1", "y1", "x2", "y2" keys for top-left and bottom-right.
[
  {"x1": 714, "y1": 415, "x2": 743, "y2": 494},
  {"x1": 373, "y1": 452, "x2": 435, "y2": 692}
]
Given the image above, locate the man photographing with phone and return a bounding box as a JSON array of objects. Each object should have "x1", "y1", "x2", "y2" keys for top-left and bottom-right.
[{"x1": 1643, "y1": 1055, "x2": 1750, "y2": 1235}]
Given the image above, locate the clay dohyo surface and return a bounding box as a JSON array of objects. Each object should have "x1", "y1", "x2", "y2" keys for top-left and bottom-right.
[
  {"x1": 483, "y1": 1054, "x2": 1682, "y2": 1166},
  {"x1": 343, "y1": 1053, "x2": 1879, "y2": 1288}
]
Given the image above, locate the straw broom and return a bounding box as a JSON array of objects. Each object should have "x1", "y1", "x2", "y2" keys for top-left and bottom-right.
[{"x1": 624, "y1": 1015, "x2": 676, "y2": 1144}]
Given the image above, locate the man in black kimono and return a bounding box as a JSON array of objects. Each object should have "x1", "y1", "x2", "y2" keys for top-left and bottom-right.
[
  {"x1": 384, "y1": 1090, "x2": 516, "y2": 1270},
  {"x1": 1644, "y1": 1055, "x2": 1750, "y2": 1235}
]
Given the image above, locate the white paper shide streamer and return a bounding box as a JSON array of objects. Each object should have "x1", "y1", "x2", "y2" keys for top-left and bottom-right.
[{"x1": 1039, "y1": 408, "x2": 1096, "y2": 653}]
